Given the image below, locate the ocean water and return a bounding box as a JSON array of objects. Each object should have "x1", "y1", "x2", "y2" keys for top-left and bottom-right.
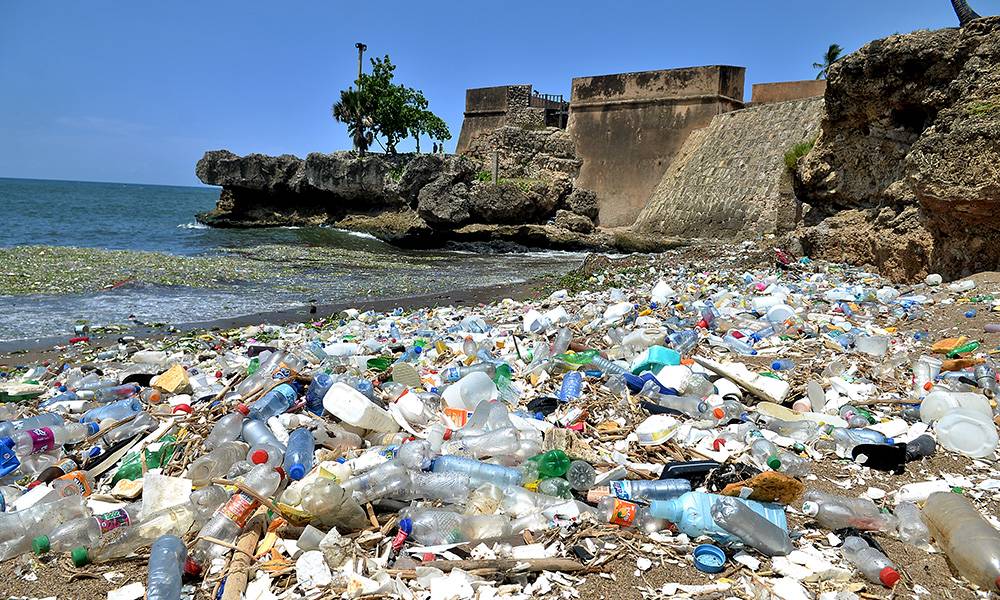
[{"x1": 0, "y1": 177, "x2": 584, "y2": 342}]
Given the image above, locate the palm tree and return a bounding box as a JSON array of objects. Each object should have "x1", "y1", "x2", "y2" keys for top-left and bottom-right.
[
  {"x1": 813, "y1": 44, "x2": 844, "y2": 80},
  {"x1": 332, "y1": 88, "x2": 372, "y2": 154},
  {"x1": 950, "y1": 0, "x2": 982, "y2": 25}
]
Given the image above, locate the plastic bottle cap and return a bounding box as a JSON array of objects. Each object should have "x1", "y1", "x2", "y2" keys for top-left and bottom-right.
[
  {"x1": 235, "y1": 404, "x2": 250, "y2": 416},
  {"x1": 71, "y1": 547, "x2": 89, "y2": 567},
  {"x1": 31, "y1": 536, "x2": 49, "y2": 555},
  {"x1": 712, "y1": 408, "x2": 725, "y2": 419},
  {"x1": 879, "y1": 566, "x2": 901, "y2": 587},
  {"x1": 250, "y1": 449, "x2": 269, "y2": 464},
  {"x1": 289, "y1": 463, "x2": 306, "y2": 481},
  {"x1": 172, "y1": 404, "x2": 192, "y2": 414},
  {"x1": 183, "y1": 557, "x2": 202, "y2": 576},
  {"x1": 693, "y1": 544, "x2": 726, "y2": 573},
  {"x1": 86, "y1": 422, "x2": 101, "y2": 435},
  {"x1": 766, "y1": 456, "x2": 782, "y2": 470},
  {"x1": 712, "y1": 438, "x2": 725, "y2": 451},
  {"x1": 801, "y1": 501, "x2": 819, "y2": 517}
]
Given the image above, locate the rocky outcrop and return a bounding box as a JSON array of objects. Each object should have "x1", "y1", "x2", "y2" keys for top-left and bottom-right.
[
  {"x1": 795, "y1": 17, "x2": 1000, "y2": 281},
  {"x1": 194, "y1": 149, "x2": 640, "y2": 250}
]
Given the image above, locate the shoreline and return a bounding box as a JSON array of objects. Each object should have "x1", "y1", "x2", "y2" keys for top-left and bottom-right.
[{"x1": 0, "y1": 277, "x2": 558, "y2": 364}]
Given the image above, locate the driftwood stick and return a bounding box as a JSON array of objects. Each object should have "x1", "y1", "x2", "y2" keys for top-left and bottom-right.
[
  {"x1": 220, "y1": 513, "x2": 265, "y2": 600},
  {"x1": 388, "y1": 558, "x2": 587, "y2": 576}
]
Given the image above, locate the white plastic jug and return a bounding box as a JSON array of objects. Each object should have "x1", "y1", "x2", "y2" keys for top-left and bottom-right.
[
  {"x1": 752, "y1": 294, "x2": 787, "y2": 315},
  {"x1": 919, "y1": 390, "x2": 992, "y2": 423},
  {"x1": 442, "y1": 371, "x2": 496, "y2": 411},
  {"x1": 935, "y1": 408, "x2": 998, "y2": 458},
  {"x1": 765, "y1": 303, "x2": 795, "y2": 325},
  {"x1": 322, "y1": 382, "x2": 399, "y2": 432}
]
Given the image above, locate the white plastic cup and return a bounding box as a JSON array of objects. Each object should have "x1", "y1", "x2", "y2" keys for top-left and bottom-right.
[
  {"x1": 322, "y1": 382, "x2": 399, "y2": 432},
  {"x1": 442, "y1": 371, "x2": 496, "y2": 411},
  {"x1": 765, "y1": 303, "x2": 795, "y2": 326}
]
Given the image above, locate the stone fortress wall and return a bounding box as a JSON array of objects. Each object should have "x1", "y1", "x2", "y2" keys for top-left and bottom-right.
[{"x1": 455, "y1": 65, "x2": 825, "y2": 232}]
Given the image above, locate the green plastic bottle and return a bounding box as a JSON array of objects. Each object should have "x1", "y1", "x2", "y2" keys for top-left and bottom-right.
[
  {"x1": 528, "y1": 450, "x2": 571, "y2": 478},
  {"x1": 111, "y1": 435, "x2": 177, "y2": 484},
  {"x1": 366, "y1": 357, "x2": 392, "y2": 372},
  {"x1": 947, "y1": 341, "x2": 980, "y2": 358}
]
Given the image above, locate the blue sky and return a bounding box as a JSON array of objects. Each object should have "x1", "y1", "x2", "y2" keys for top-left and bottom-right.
[{"x1": 0, "y1": 1, "x2": 975, "y2": 186}]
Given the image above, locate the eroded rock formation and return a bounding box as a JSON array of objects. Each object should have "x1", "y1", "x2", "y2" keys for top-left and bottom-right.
[{"x1": 795, "y1": 17, "x2": 1000, "y2": 281}]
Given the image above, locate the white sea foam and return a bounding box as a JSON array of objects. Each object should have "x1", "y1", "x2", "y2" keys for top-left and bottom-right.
[{"x1": 177, "y1": 222, "x2": 208, "y2": 230}]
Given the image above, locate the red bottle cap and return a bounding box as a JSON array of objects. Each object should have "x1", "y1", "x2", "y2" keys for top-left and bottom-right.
[
  {"x1": 172, "y1": 404, "x2": 192, "y2": 414},
  {"x1": 183, "y1": 557, "x2": 202, "y2": 576},
  {"x1": 250, "y1": 449, "x2": 268, "y2": 464},
  {"x1": 712, "y1": 438, "x2": 725, "y2": 451},
  {"x1": 235, "y1": 404, "x2": 250, "y2": 416},
  {"x1": 879, "y1": 567, "x2": 900, "y2": 587},
  {"x1": 712, "y1": 407, "x2": 725, "y2": 419}
]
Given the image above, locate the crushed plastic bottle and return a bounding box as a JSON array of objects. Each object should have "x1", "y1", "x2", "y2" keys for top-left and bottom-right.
[
  {"x1": 710, "y1": 496, "x2": 794, "y2": 556},
  {"x1": 147, "y1": 534, "x2": 187, "y2": 600},
  {"x1": 841, "y1": 536, "x2": 901, "y2": 587},
  {"x1": 802, "y1": 490, "x2": 897, "y2": 531}
]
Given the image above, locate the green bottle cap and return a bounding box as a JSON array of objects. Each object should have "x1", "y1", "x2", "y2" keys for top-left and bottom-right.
[
  {"x1": 31, "y1": 536, "x2": 49, "y2": 555},
  {"x1": 71, "y1": 547, "x2": 90, "y2": 567},
  {"x1": 767, "y1": 456, "x2": 782, "y2": 470}
]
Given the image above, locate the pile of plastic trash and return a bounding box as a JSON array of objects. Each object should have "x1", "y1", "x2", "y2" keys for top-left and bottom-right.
[{"x1": 0, "y1": 245, "x2": 999, "y2": 600}]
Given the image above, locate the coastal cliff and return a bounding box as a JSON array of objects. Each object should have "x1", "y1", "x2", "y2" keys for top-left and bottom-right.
[{"x1": 794, "y1": 17, "x2": 1000, "y2": 281}]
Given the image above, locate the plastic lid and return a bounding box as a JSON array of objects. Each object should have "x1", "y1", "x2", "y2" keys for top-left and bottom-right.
[
  {"x1": 712, "y1": 438, "x2": 725, "y2": 451},
  {"x1": 71, "y1": 547, "x2": 89, "y2": 567},
  {"x1": 289, "y1": 463, "x2": 306, "y2": 481},
  {"x1": 173, "y1": 403, "x2": 192, "y2": 414},
  {"x1": 183, "y1": 557, "x2": 202, "y2": 576},
  {"x1": 250, "y1": 449, "x2": 268, "y2": 464},
  {"x1": 693, "y1": 544, "x2": 726, "y2": 573},
  {"x1": 712, "y1": 407, "x2": 725, "y2": 419},
  {"x1": 235, "y1": 404, "x2": 250, "y2": 416},
  {"x1": 802, "y1": 501, "x2": 819, "y2": 517},
  {"x1": 766, "y1": 456, "x2": 782, "y2": 470},
  {"x1": 86, "y1": 422, "x2": 100, "y2": 435},
  {"x1": 31, "y1": 536, "x2": 49, "y2": 555},
  {"x1": 879, "y1": 566, "x2": 901, "y2": 587}
]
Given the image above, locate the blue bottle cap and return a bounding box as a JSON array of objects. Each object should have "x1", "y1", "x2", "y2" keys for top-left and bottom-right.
[
  {"x1": 86, "y1": 422, "x2": 101, "y2": 435},
  {"x1": 693, "y1": 544, "x2": 726, "y2": 573},
  {"x1": 289, "y1": 463, "x2": 306, "y2": 481}
]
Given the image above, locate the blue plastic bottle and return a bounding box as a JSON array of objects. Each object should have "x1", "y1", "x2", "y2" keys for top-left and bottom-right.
[
  {"x1": 81, "y1": 398, "x2": 143, "y2": 423},
  {"x1": 282, "y1": 428, "x2": 315, "y2": 481},
  {"x1": 247, "y1": 383, "x2": 297, "y2": 422},
  {"x1": 558, "y1": 371, "x2": 583, "y2": 402},
  {"x1": 649, "y1": 491, "x2": 788, "y2": 544},
  {"x1": 304, "y1": 374, "x2": 333, "y2": 416}
]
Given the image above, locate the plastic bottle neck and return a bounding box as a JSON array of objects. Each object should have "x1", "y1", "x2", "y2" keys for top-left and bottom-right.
[{"x1": 648, "y1": 498, "x2": 681, "y2": 523}]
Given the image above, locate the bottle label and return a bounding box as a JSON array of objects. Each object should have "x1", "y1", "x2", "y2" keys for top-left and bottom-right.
[
  {"x1": 270, "y1": 361, "x2": 299, "y2": 381},
  {"x1": 219, "y1": 491, "x2": 260, "y2": 528},
  {"x1": 608, "y1": 498, "x2": 638, "y2": 527},
  {"x1": 54, "y1": 471, "x2": 93, "y2": 497},
  {"x1": 610, "y1": 481, "x2": 634, "y2": 500},
  {"x1": 95, "y1": 508, "x2": 131, "y2": 533},
  {"x1": 26, "y1": 428, "x2": 55, "y2": 453}
]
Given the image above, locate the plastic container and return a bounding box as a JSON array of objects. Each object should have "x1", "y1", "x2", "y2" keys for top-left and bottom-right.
[
  {"x1": 923, "y1": 491, "x2": 1000, "y2": 591},
  {"x1": 80, "y1": 397, "x2": 142, "y2": 423},
  {"x1": 320, "y1": 382, "x2": 396, "y2": 432},
  {"x1": 33, "y1": 502, "x2": 140, "y2": 555},
  {"x1": 305, "y1": 373, "x2": 334, "y2": 416},
  {"x1": 597, "y1": 496, "x2": 663, "y2": 533},
  {"x1": 801, "y1": 490, "x2": 896, "y2": 531},
  {"x1": 935, "y1": 408, "x2": 999, "y2": 458},
  {"x1": 841, "y1": 536, "x2": 900, "y2": 587},
  {"x1": 431, "y1": 455, "x2": 534, "y2": 487},
  {"x1": 187, "y1": 441, "x2": 249, "y2": 486},
  {"x1": 558, "y1": 371, "x2": 583, "y2": 402},
  {"x1": 247, "y1": 383, "x2": 297, "y2": 422},
  {"x1": 204, "y1": 411, "x2": 246, "y2": 450},
  {"x1": 78, "y1": 502, "x2": 196, "y2": 566},
  {"x1": 528, "y1": 450, "x2": 571, "y2": 478},
  {"x1": 147, "y1": 535, "x2": 187, "y2": 600},
  {"x1": 300, "y1": 477, "x2": 369, "y2": 529},
  {"x1": 711, "y1": 496, "x2": 793, "y2": 556},
  {"x1": 441, "y1": 371, "x2": 496, "y2": 412},
  {"x1": 920, "y1": 390, "x2": 992, "y2": 423},
  {"x1": 400, "y1": 507, "x2": 511, "y2": 546},
  {"x1": 649, "y1": 492, "x2": 787, "y2": 544},
  {"x1": 283, "y1": 428, "x2": 316, "y2": 481},
  {"x1": 241, "y1": 418, "x2": 285, "y2": 465},
  {"x1": 633, "y1": 414, "x2": 680, "y2": 446},
  {"x1": 3, "y1": 422, "x2": 99, "y2": 457},
  {"x1": 0, "y1": 413, "x2": 63, "y2": 439},
  {"x1": 893, "y1": 501, "x2": 929, "y2": 546},
  {"x1": 610, "y1": 478, "x2": 691, "y2": 502},
  {"x1": 896, "y1": 479, "x2": 952, "y2": 503}
]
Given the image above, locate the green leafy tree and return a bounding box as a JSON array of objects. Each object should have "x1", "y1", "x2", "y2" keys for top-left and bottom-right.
[
  {"x1": 332, "y1": 54, "x2": 451, "y2": 154},
  {"x1": 813, "y1": 44, "x2": 844, "y2": 80}
]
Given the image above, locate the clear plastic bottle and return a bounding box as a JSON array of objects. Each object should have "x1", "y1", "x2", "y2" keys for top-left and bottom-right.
[
  {"x1": 33, "y1": 502, "x2": 141, "y2": 555},
  {"x1": 187, "y1": 465, "x2": 282, "y2": 575},
  {"x1": 827, "y1": 426, "x2": 889, "y2": 454},
  {"x1": 923, "y1": 491, "x2": 1000, "y2": 591},
  {"x1": 649, "y1": 492, "x2": 787, "y2": 544},
  {"x1": 343, "y1": 461, "x2": 410, "y2": 504},
  {"x1": 441, "y1": 428, "x2": 520, "y2": 459},
  {"x1": 722, "y1": 333, "x2": 757, "y2": 356},
  {"x1": 706, "y1": 399, "x2": 748, "y2": 425},
  {"x1": 749, "y1": 438, "x2": 811, "y2": 476},
  {"x1": 431, "y1": 455, "x2": 536, "y2": 487},
  {"x1": 399, "y1": 507, "x2": 511, "y2": 545},
  {"x1": 762, "y1": 417, "x2": 817, "y2": 442},
  {"x1": 651, "y1": 394, "x2": 709, "y2": 419},
  {"x1": 588, "y1": 354, "x2": 629, "y2": 376},
  {"x1": 246, "y1": 383, "x2": 297, "y2": 422},
  {"x1": 81, "y1": 398, "x2": 142, "y2": 424},
  {"x1": 538, "y1": 477, "x2": 572, "y2": 498},
  {"x1": 403, "y1": 471, "x2": 471, "y2": 505},
  {"x1": 0, "y1": 413, "x2": 64, "y2": 439},
  {"x1": 147, "y1": 535, "x2": 187, "y2": 600},
  {"x1": 893, "y1": 501, "x2": 929, "y2": 546},
  {"x1": 282, "y1": 428, "x2": 315, "y2": 481},
  {"x1": 0, "y1": 494, "x2": 88, "y2": 559},
  {"x1": 92, "y1": 383, "x2": 141, "y2": 403},
  {"x1": 566, "y1": 460, "x2": 596, "y2": 491},
  {"x1": 304, "y1": 374, "x2": 333, "y2": 416},
  {"x1": 838, "y1": 405, "x2": 873, "y2": 429},
  {"x1": 190, "y1": 485, "x2": 229, "y2": 523},
  {"x1": 710, "y1": 496, "x2": 793, "y2": 556},
  {"x1": 3, "y1": 422, "x2": 99, "y2": 457},
  {"x1": 610, "y1": 479, "x2": 691, "y2": 502},
  {"x1": 841, "y1": 536, "x2": 901, "y2": 587},
  {"x1": 241, "y1": 418, "x2": 286, "y2": 465},
  {"x1": 801, "y1": 490, "x2": 897, "y2": 531},
  {"x1": 771, "y1": 359, "x2": 795, "y2": 371},
  {"x1": 204, "y1": 410, "x2": 246, "y2": 450},
  {"x1": 187, "y1": 441, "x2": 249, "y2": 486},
  {"x1": 76, "y1": 502, "x2": 196, "y2": 566},
  {"x1": 442, "y1": 363, "x2": 496, "y2": 383},
  {"x1": 299, "y1": 477, "x2": 369, "y2": 530},
  {"x1": 103, "y1": 412, "x2": 158, "y2": 444},
  {"x1": 597, "y1": 496, "x2": 666, "y2": 533}
]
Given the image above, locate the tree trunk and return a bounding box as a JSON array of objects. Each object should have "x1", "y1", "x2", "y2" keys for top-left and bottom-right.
[{"x1": 951, "y1": 0, "x2": 982, "y2": 26}]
